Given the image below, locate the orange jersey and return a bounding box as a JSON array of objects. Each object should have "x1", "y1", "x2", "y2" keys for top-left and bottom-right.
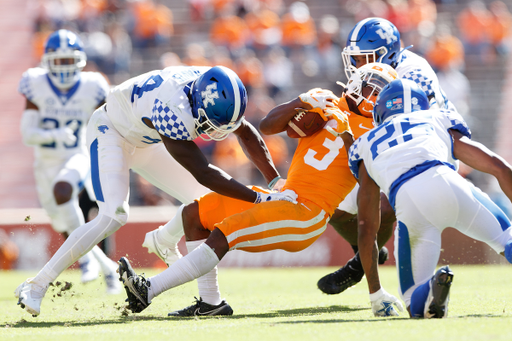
[{"x1": 283, "y1": 97, "x2": 372, "y2": 216}]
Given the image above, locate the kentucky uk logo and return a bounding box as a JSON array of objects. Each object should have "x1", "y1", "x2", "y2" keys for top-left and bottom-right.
[
  {"x1": 201, "y1": 83, "x2": 219, "y2": 108},
  {"x1": 376, "y1": 28, "x2": 397, "y2": 44}
]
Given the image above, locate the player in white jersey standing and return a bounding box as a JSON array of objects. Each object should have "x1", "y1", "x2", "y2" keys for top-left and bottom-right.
[
  {"x1": 18, "y1": 29, "x2": 121, "y2": 294},
  {"x1": 15, "y1": 63, "x2": 294, "y2": 317},
  {"x1": 318, "y1": 17, "x2": 459, "y2": 296},
  {"x1": 350, "y1": 79, "x2": 512, "y2": 317}
]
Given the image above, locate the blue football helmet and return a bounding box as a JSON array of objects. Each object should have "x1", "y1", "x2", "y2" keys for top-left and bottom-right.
[
  {"x1": 342, "y1": 18, "x2": 401, "y2": 80},
  {"x1": 373, "y1": 79, "x2": 429, "y2": 126},
  {"x1": 42, "y1": 29, "x2": 87, "y2": 89},
  {"x1": 190, "y1": 66, "x2": 247, "y2": 141}
]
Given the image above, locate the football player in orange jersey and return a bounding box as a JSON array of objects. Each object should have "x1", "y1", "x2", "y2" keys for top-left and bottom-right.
[
  {"x1": 317, "y1": 63, "x2": 400, "y2": 295},
  {"x1": 117, "y1": 63, "x2": 400, "y2": 317}
]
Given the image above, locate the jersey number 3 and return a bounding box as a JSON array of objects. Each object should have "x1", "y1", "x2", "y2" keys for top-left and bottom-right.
[{"x1": 304, "y1": 136, "x2": 345, "y2": 171}]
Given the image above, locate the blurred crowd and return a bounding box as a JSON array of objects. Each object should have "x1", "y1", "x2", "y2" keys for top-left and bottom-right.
[{"x1": 27, "y1": 0, "x2": 512, "y2": 206}]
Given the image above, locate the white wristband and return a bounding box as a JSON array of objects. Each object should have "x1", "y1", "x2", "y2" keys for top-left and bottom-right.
[{"x1": 369, "y1": 288, "x2": 384, "y2": 301}]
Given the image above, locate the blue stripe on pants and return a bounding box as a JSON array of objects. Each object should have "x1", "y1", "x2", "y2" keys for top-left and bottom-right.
[
  {"x1": 398, "y1": 221, "x2": 415, "y2": 295},
  {"x1": 470, "y1": 186, "x2": 511, "y2": 232},
  {"x1": 90, "y1": 139, "x2": 104, "y2": 202}
]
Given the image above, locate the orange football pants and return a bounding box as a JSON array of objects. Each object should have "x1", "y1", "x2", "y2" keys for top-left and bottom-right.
[{"x1": 197, "y1": 186, "x2": 329, "y2": 252}]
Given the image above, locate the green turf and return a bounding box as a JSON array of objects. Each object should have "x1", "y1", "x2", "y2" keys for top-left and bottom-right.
[{"x1": 1, "y1": 265, "x2": 511, "y2": 340}]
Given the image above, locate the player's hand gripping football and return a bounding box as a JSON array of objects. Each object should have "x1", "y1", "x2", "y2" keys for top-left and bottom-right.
[
  {"x1": 370, "y1": 288, "x2": 404, "y2": 317},
  {"x1": 323, "y1": 107, "x2": 353, "y2": 137},
  {"x1": 255, "y1": 189, "x2": 298, "y2": 204},
  {"x1": 299, "y1": 88, "x2": 339, "y2": 121}
]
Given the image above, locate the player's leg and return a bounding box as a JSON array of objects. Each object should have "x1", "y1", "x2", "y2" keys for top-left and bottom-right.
[
  {"x1": 134, "y1": 143, "x2": 211, "y2": 265},
  {"x1": 16, "y1": 111, "x2": 131, "y2": 315},
  {"x1": 119, "y1": 193, "x2": 327, "y2": 314},
  {"x1": 317, "y1": 185, "x2": 394, "y2": 295},
  {"x1": 397, "y1": 167, "x2": 458, "y2": 318}
]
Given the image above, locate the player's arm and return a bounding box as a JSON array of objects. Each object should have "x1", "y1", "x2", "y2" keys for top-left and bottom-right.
[
  {"x1": 160, "y1": 134, "x2": 258, "y2": 202},
  {"x1": 356, "y1": 160, "x2": 382, "y2": 294},
  {"x1": 232, "y1": 119, "x2": 281, "y2": 184},
  {"x1": 20, "y1": 99, "x2": 76, "y2": 146},
  {"x1": 451, "y1": 130, "x2": 512, "y2": 200},
  {"x1": 259, "y1": 97, "x2": 309, "y2": 135}
]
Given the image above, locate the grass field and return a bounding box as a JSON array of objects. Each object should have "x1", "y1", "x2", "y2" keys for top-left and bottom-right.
[{"x1": 1, "y1": 265, "x2": 511, "y2": 340}]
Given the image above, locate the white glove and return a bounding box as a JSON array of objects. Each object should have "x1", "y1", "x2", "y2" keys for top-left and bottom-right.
[
  {"x1": 370, "y1": 288, "x2": 404, "y2": 317},
  {"x1": 254, "y1": 189, "x2": 298, "y2": 204},
  {"x1": 52, "y1": 121, "x2": 78, "y2": 145},
  {"x1": 299, "y1": 88, "x2": 339, "y2": 121}
]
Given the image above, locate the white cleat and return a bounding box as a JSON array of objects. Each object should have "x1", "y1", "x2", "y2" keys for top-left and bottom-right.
[
  {"x1": 14, "y1": 279, "x2": 45, "y2": 317},
  {"x1": 80, "y1": 257, "x2": 100, "y2": 284},
  {"x1": 105, "y1": 271, "x2": 123, "y2": 295},
  {"x1": 142, "y1": 227, "x2": 182, "y2": 267}
]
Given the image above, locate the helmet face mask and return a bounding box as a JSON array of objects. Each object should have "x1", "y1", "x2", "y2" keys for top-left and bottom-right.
[
  {"x1": 372, "y1": 79, "x2": 430, "y2": 126},
  {"x1": 344, "y1": 63, "x2": 398, "y2": 118},
  {"x1": 42, "y1": 30, "x2": 86, "y2": 90},
  {"x1": 190, "y1": 66, "x2": 247, "y2": 141},
  {"x1": 342, "y1": 18, "x2": 401, "y2": 80}
]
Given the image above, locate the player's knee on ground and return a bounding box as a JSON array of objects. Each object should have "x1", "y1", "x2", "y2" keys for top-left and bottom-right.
[
  {"x1": 183, "y1": 201, "x2": 210, "y2": 241},
  {"x1": 53, "y1": 181, "x2": 73, "y2": 205}
]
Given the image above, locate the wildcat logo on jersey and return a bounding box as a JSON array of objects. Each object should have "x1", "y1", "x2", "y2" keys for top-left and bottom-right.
[
  {"x1": 98, "y1": 125, "x2": 109, "y2": 134},
  {"x1": 376, "y1": 28, "x2": 397, "y2": 44},
  {"x1": 201, "y1": 83, "x2": 219, "y2": 108}
]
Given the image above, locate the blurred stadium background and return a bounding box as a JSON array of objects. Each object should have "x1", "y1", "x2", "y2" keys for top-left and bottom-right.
[{"x1": 2, "y1": 0, "x2": 512, "y2": 271}]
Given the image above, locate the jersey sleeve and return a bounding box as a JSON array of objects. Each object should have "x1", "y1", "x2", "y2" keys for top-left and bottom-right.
[
  {"x1": 151, "y1": 98, "x2": 194, "y2": 140},
  {"x1": 440, "y1": 109, "x2": 471, "y2": 138},
  {"x1": 348, "y1": 137, "x2": 364, "y2": 180},
  {"x1": 18, "y1": 70, "x2": 34, "y2": 101},
  {"x1": 402, "y1": 68, "x2": 435, "y2": 98}
]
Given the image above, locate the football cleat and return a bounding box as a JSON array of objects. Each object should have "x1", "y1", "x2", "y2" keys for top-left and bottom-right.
[
  {"x1": 142, "y1": 227, "x2": 183, "y2": 267},
  {"x1": 317, "y1": 248, "x2": 388, "y2": 295},
  {"x1": 79, "y1": 257, "x2": 100, "y2": 284},
  {"x1": 118, "y1": 257, "x2": 151, "y2": 313},
  {"x1": 14, "y1": 279, "x2": 47, "y2": 317},
  {"x1": 424, "y1": 265, "x2": 454, "y2": 318},
  {"x1": 168, "y1": 297, "x2": 233, "y2": 317}
]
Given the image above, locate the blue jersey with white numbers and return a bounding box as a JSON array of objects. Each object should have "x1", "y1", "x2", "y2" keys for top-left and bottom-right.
[
  {"x1": 396, "y1": 50, "x2": 456, "y2": 112},
  {"x1": 106, "y1": 66, "x2": 211, "y2": 148},
  {"x1": 348, "y1": 109, "x2": 470, "y2": 207},
  {"x1": 18, "y1": 67, "x2": 109, "y2": 160}
]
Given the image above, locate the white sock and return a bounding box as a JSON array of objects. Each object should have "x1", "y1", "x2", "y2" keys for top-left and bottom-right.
[
  {"x1": 148, "y1": 243, "x2": 219, "y2": 301},
  {"x1": 53, "y1": 198, "x2": 85, "y2": 234},
  {"x1": 90, "y1": 245, "x2": 117, "y2": 274},
  {"x1": 33, "y1": 214, "x2": 122, "y2": 287},
  {"x1": 187, "y1": 239, "x2": 222, "y2": 306},
  {"x1": 157, "y1": 204, "x2": 185, "y2": 247}
]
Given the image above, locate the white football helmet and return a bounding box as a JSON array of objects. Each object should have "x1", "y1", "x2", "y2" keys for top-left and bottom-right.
[{"x1": 342, "y1": 62, "x2": 398, "y2": 118}]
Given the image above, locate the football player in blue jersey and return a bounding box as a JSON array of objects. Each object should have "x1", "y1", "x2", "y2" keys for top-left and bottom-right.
[
  {"x1": 352, "y1": 79, "x2": 512, "y2": 317},
  {"x1": 18, "y1": 29, "x2": 121, "y2": 294},
  {"x1": 15, "y1": 62, "x2": 295, "y2": 316},
  {"x1": 318, "y1": 17, "x2": 461, "y2": 296}
]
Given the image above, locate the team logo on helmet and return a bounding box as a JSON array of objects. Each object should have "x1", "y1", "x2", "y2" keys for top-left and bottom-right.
[
  {"x1": 201, "y1": 83, "x2": 219, "y2": 108},
  {"x1": 376, "y1": 28, "x2": 397, "y2": 45}
]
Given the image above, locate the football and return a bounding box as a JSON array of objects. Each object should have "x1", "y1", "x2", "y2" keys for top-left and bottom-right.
[{"x1": 286, "y1": 110, "x2": 327, "y2": 138}]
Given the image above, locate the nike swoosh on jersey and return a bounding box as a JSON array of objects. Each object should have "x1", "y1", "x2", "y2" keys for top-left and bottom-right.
[{"x1": 359, "y1": 123, "x2": 372, "y2": 131}]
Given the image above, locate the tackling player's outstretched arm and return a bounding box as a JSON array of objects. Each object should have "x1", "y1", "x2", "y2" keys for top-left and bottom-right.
[
  {"x1": 232, "y1": 119, "x2": 281, "y2": 184},
  {"x1": 160, "y1": 134, "x2": 258, "y2": 203},
  {"x1": 356, "y1": 160, "x2": 382, "y2": 294},
  {"x1": 451, "y1": 130, "x2": 512, "y2": 201}
]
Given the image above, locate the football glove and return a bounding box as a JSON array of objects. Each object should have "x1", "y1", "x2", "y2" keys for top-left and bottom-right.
[
  {"x1": 254, "y1": 189, "x2": 298, "y2": 204},
  {"x1": 299, "y1": 88, "x2": 339, "y2": 121},
  {"x1": 324, "y1": 107, "x2": 353, "y2": 137},
  {"x1": 52, "y1": 120, "x2": 78, "y2": 145},
  {"x1": 370, "y1": 288, "x2": 404, "y2": 317}
]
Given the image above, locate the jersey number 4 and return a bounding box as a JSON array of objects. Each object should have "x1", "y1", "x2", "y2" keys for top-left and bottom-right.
[{"x1": 131, "y1": 75, "x2": 164, "y2": 103}]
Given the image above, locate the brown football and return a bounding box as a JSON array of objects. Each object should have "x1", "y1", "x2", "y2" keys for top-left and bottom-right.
[{"x1": 286, "y1": 110, "x2": 327, "y2": 138}]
